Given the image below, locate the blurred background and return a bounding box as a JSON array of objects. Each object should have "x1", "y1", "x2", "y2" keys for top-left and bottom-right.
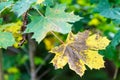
[{"x1": 1, "y1": 0, "x2": 120, "y2": 80}]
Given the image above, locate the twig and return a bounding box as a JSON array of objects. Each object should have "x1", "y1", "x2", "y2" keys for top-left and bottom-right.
[
  {"x1": 28, "y1": 34, "x2": 36, "y2": 80},
  {"x1": 7, "y1": 47, "x2": 21, "y2": 54},
  {"x1": 37, "y1": 68, "x2": 50, "y2": 80},
  {"x1": 35, "y1": 54, "x2": 52, "y2": 74},
  {"x1": 0, "y1": 49, "x2": 3, "y2": 80},
  {"x1": 21, "y1": 12, "x2": 36, "y2": 80},
  {"x1": 113, "y1": 67, "x2": 118, "y2": 80},
  {"x1": 19, "y1": 12, "x2": 28, "y2": 46},
  {"x1": 24, "y1": 62, "x2": 30, "y2": 76},
  {"x1": 50, "y1": 31, "x2": 64, "y2": 44},
  {"x1": 114, "y1": 44, "x2": 120, "y2": 80}
]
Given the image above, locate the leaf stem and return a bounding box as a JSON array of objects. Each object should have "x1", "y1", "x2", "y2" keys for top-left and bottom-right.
[
  {"x1": 113, "y1": 67, "x2": 118, "y2": 80},
  {"x1": 50, "y1": 31, "x2": 64, "y2": 44},
  {"x1": 35, "y1": 8, "x2": 44, "y2": 17}
]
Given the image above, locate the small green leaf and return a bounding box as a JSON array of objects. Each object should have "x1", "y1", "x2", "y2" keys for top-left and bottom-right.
[
  {"x1": 25, "y1": 4, "x2": 80, "y2": 43},
  {"x1": 43, "y1": 0, "x2": 54, "y2": 6},
  {"x1": 110, "y1": 30, "x2": 120, "y2": 47},
  {"x1": 34, "y1": 57, "x2": 45, "y2": 65},
  {"x1": 0, "y1": 18, "x2": 3, "y2": 24},
  {"x1": 0, "y1": 32, "x2": 15, "y2": 49},
  {"x1": 12, "y1": 0, "x2": 36, "y2": 17}
]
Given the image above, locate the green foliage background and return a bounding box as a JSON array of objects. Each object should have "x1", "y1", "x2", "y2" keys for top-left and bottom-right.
[{"x1": 1, "y1": 0, "x2": 120, "y2": 80}]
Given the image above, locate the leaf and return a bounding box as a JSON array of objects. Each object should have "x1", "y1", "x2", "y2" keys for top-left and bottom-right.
[
  {"x1": 95, "y1": 0, "x2": 110, "y2": 12},
  {"x1": 100, "y1": 8, "x2": 120, "y2": 19},
  {"x1": 110, "y1": 30, "x2": 120, "y2": 47},
  {"x1": 12, "y1": 0, "x2": 36, "y2": 17},
  {"x1": 25, "y1": 4, "x2": 80, "y2": 43},
  {"x1": 0, "y1": 32, "x2": 15, "y2": 49},
  {"x1": 34, "y1": 57, "x2": 45, "y2": 65},
  {"x1": 7, "y1": 67, "x2": 19, "y2": 73},
  {"x1": 99, "y1": 30, "x2": 120, "y2": 67},
  {"x1": 0, "y1": 18, "x2": 3, "y2": 25},
  {"x1": 50, "y1": 31, "x2": 110, "y2": 76},
  {"x1": 0, "y1": 1, "x2": 13, "y2": 13},
  {"x1": 95, "y1": 0, "x2": 120, "y2": 19},
  {"x1": 86, "y1": 34, "x2": 110, "y2": 50},
  {"x1": 0, "y1": 21, "x2": 23, "y2": 48},
  {"x1": 43, "y1": 0, "x2": 54, "y2": 6},
  {"x1": 84, "y1": 50, "x2": 104, "y2": 69},
  {"x1": 99, "y1": 45, "x2": 116, "y2": 60},
  {"x1": 43, "y1": 37, "x2": 55, "y2": 50}
]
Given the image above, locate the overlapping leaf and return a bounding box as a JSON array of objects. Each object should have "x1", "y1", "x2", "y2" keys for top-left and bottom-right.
[
  {"x1": 25, "y1": 4, "x2": 80, "y2": 43},
  {"x1": 50, "y1": 31, "x2": 110, "y2": 76}
]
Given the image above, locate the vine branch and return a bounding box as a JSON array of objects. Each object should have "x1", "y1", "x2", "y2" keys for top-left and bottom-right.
[
  {"x1": 28, "y1": 34, "x2": 36, "y2": 80},
  {"x1": 22, "y1": 12, "x2": 36, "y2": 80},
  {"x1": 19, "y1": 12, "x2": 28, "y2": 46}
]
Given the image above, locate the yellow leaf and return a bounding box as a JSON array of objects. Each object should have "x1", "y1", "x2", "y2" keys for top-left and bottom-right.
[
  {"x1": 2, "y1": 21, "x2": 24, "y2": 48},
  {"x1": 7, "y1": 67, "x2": 19, "y2": 73},
  {"x1": 50, "y1": 30, "x2": 110, "y2": 77},
  {"x1": 88, "y1": 18, "x2": 100, "y2": 26},
  {"x1": 86, "y1": 34, "x2": 110, "y2": 50},
  {"x1": 36, "y1": 0, "x2": 44, "y2": 4},
  {"x1": 50, "y1": 44, "x2": 68, "y2": 69},
  {"x1": 44, "y1": 37, "x2": 55, "y2": 50},
  {"x1": 51, "y1": 52, "x2": 68, "y2": 69},
  {"x1": 83, "y1": 50, "x2": 104, "y2": 69},
  {"x1": 77, "y1": 0, "x2": 90, "y2": 6}
]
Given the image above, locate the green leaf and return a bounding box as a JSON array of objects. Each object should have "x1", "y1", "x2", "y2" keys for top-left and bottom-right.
[
  {"x1": 0, "y1": 1, "x2": 13, "y2": 13},
  {"x1": 99, "y1": 45, "x2": 116, "y2": 60},
  {"x1": 95, "y1": 0, "x2": 110, "y2": 12},
  {"x1": 100, "y1": 8, "x2": 120, "y2": 19},
  {"x1": 100, "y1": 31, "x2": 120, "y2": 67},
  {"x1": 25, "y1": 4, "x2": 80, "y2": 43},
  {"x1": 43, "y1": 0, "x2": 55, "y2": 6},
  {"x1": 0, "y1": 32, "x2": 15, "y2": 49},
  {"x1": 34, "y1": 57, "x2": 45, "y2": 65},
  {"x1": 12, "y1": 0, "x2": 36, "y2": 17},
  {"x1": 111, "y1": 30, "x2": 120, "y2": 47},
  {"x1": 95, "y1": 0, "x2": 120, "y2": 19},
  {"x1": 0, "y1": 18, "x2": 3, "y2": 25}
]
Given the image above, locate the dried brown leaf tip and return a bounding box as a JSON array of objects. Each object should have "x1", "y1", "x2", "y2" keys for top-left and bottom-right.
[{"x1": 50, "y1": 30, "x2": 110, "y2": 76}]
